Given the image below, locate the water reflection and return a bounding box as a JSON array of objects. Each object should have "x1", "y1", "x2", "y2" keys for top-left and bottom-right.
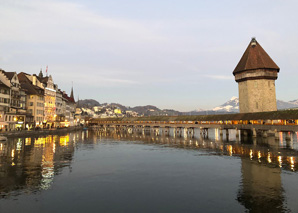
[
  {"x1": 0, "y1": 133, "x2": 78, "y2": 197},
  {"x1": 93, "y1": 127, "x2": 298, "y2": 212},
  {"x1": 237, "y1": 158, "x2": 284, "y2": 212},
  {"x1": 0, "y1": 129, "x2": 297, "y2": 212},
  {"x1": 93, "y1": 128, "x2": 298, "y2": 172}
]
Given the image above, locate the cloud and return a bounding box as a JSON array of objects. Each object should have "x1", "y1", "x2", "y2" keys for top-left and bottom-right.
[
  {"x1": 0, "y1": 0, "x2": 164, "y2": 45},
  {"x1": 50, "y1": 65, "x2": 141, "y2": 88}
]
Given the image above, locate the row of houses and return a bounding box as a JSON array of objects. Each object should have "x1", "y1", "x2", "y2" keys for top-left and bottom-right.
[{"x1": 0, "y1": 69, "x2": 76, "y2": 131}]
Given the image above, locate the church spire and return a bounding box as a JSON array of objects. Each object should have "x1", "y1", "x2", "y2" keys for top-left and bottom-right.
[
  {"x1": 70, "y1": 81, "x2": 74, "y2": 99},
  {"x1": 39, "y1": 68, "x2": 43, "y2": 78}
]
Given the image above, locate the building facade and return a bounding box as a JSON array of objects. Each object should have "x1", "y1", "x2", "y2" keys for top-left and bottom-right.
[
  {"x1": 1, "y1": 71, "x2": 26, "y2": 130},
  {"x1": 37, "y1": 74, "x2": 56, "y2": 128},
  {"x1": 55, "y1": 88, "x2": 65, "y2": 127},
  {"x1": 63, "y1": 91, "x2": 76, "y2": 127},
  {"x1": 0, "y1": 75, "x2": 10, "y2": 131},
  {"x1": 18, "y1": 72, "x2": 45, "y2": 129}
]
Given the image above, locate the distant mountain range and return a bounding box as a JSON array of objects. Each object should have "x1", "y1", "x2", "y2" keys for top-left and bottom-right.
[
  {"x1": 210, "y1": 97, "x2": 298, "y2": 113},
  {"x1": 77, "y1": 100, "x2": 182, "y2": 116},
  {"x1": 78, "y1": 97, "x2": 298, "y2": 116}
]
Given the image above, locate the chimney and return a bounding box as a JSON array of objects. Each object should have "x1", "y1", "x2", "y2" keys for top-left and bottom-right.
[{"x1": 32, "y1": 75, "x2": 37, "y2": 85}]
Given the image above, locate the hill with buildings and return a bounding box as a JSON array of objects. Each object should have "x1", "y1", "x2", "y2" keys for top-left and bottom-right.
[{"x1": 78, "y1": 97, "x2": 298, "y2": 118}]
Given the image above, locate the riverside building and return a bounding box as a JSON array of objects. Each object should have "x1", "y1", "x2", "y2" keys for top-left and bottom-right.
[
  {"x1": 0, "y1": 68, "x2": 76, "y2": 131},
  {"x1": 37, "y1": 72, "x2": 56, "y2": 128},
  {"x1": 0, "y1": 70, "x2": 26, "y2": 130},
  {"x1": 18, "y1": 72, "x2": 45, "y2": 129}
]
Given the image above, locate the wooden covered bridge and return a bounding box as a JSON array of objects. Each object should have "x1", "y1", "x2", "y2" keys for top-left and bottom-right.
[{"x1": 88, "y1": 109, "x2": 298, "y2": 139}]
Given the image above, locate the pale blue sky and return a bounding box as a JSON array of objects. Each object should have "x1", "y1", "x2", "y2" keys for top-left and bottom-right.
[{"x1": 0, "y1": 0, "x2": 297, "y2": 111}]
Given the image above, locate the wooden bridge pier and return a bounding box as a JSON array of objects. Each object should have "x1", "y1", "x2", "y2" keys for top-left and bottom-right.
[
  {"x1": 226, "y1": 129, "x2": 229, "y2": 141},
  {"x1": 153, "y1": 126, "x2": 160, "y2": 136},
  {"x1": 241, "y1": 129, "x2": 251, "y2": 141},
  {"x1": 175, "y1": 127, "x2": 183, "y2": 137},
  {"x1": 285, "y1": 132, "x2": 292, "y2": 141},
  {"x1": 219, "y1": 128, "x2": 223, "y2": 136},
  {"x1": 274, "y1": 129, "x2": 279, "y2": 140},
  {"x1": 235, "y1": 128, "x2": 240, "y2": 138},
  {"x1": 286, "y1": 132, "x2": 294, "y2": 148},
  {"x1": 200, "y1": 128, "x2": 209, "y2": 139},
  {"x1": 187, "y1": 127, "x2": 195, "y2": 138},
  {"x1": 163, "y1": 127, "x2": 170, "y2": 136},
  {"x1": 262, "y1": 130, "x2": 268, "y2": 138}
]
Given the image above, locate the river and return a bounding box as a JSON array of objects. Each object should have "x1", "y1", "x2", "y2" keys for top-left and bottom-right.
[{"x1": 0, "y1": 129, "x2": 297, "y2": 212}]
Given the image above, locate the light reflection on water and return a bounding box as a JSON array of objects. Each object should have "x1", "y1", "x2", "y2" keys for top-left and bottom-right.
[{"x1": 0, "y1": 129, "x2": 297, "y2": 212}]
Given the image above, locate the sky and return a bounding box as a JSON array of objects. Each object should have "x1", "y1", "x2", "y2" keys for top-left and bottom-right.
[{"x1": 0, "y1": 0, "x2": 298, "y2": 111}]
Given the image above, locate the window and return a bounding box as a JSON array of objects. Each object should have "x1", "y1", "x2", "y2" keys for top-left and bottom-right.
[
  {"x1": 254, "y1": 81, "x2": 258, "y2": 88},
  {"x1": 256, "y1": 102, "x2": 258, "y2": 109},
  {"x1": 30, "y1": 102, "x2": 33, "y2": 106}
]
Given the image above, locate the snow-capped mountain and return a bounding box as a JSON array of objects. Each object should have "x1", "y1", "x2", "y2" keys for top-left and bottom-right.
[
  {"x1": 212, "y1": 96, "x2": 239, "y2": 112},
  {"x1": 277, "y1": 100, "x2": 298, "y2": 109},
  {"x1": 289, "y1": 99, "x2": 298, "y2": 105},
  {"x1": 211, "y1": 97, "x2": 298, "y2": 113},
  {"x1": 195, "y1": 108, "x2": 205, "y2": 112}
]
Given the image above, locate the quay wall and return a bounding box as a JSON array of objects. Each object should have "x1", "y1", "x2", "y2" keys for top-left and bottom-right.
[{"x1": 1, "y1": 126, "x2": 83, "y2": 138}]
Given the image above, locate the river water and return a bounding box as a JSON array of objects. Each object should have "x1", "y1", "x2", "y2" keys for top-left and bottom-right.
[{"x1": 0, "y1": 129, "x2": 297, "y2": 213}]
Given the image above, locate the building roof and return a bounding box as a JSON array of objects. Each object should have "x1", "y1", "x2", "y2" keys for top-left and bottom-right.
[
  {"x1": 0, "y1": 79, "x2": 10, "y2": 88},
  {"x1": 18, "y1": 72, "x2": 44, "y2": 95},
  {"x1": 63, "y1": 92, "x2": 75, "y2": 103},
  {"x1": 36, "y1": 75, "x2": 49, "y2": 84},
  {"x1": 233, "y1": 38, "x2": 280, "y2": 75},
  {"x1": 2, "y1": 71, "x2": 16, "y2": 80}
]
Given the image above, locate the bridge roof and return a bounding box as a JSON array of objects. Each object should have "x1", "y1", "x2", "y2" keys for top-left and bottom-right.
[
  {"x1": 91, "y1": 109, "x2": 298, "y2": 122},
  {"x1": 233, "y1": 38, "x2": 279, "y2": 75}
]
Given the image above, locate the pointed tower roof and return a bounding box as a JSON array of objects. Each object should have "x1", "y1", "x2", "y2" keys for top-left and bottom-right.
[
  {"x1": 70, "y1": 84, "x2": 74, "y2": 100},
  {"x1": 233, "y1": 38, "x2": 279, "y2": 75}
]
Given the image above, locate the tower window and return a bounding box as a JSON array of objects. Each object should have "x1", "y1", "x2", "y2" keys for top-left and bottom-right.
[
  {"x1": 256, "y1": 102, "x2": 258, "y2": 109},
  {"x1": 268, "y1": 81, "x2": 270, "y2": 87},
  {"x1": 254, "y1": 82, "x2": 258, "y2": 88}
]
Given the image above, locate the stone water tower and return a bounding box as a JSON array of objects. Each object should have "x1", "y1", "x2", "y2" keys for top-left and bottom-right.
[{"x1": 233, "y1": 38, "x2": 279, "y2": 113}]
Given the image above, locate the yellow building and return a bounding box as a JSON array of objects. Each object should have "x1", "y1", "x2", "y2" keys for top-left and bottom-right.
[
  {"x1": 18, "y1": 72, "x2": 45, "y2": 128},
  {"x1": 37, "y1": 72, "x2": 56, "y2": 128}
]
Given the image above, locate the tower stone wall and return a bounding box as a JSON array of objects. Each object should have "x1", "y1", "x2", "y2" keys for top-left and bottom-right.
[{"x1": 238, "y1": 79, "x2": 277, "y2": 113}]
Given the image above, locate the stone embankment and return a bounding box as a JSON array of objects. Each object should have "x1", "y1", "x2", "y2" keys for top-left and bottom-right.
[{"x1": 0, "y1": 126, "x2": 84, "y2": 138}]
